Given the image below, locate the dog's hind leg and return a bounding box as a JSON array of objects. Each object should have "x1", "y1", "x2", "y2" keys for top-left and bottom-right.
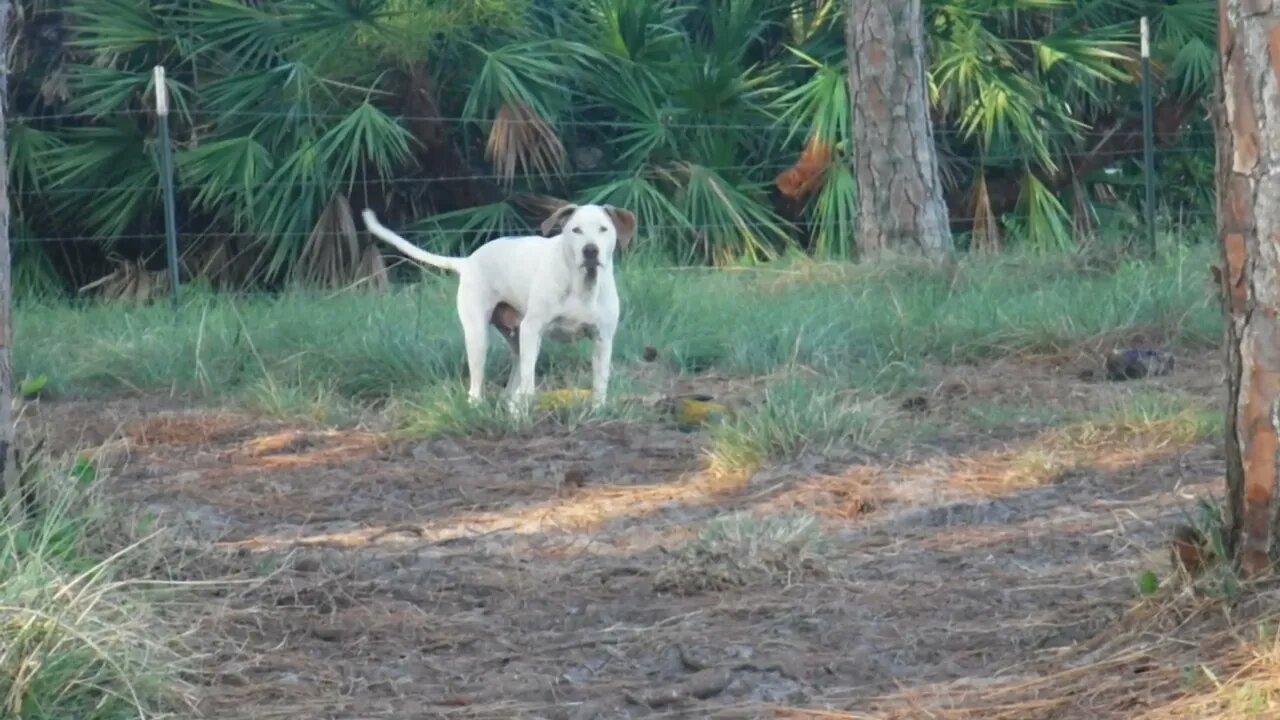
[
  {"x1": 457, "y1": 290, "x2": 490, "y2": 403},
  {"x1": 500, "y1": 330, "x2": 521, "y2": 397},
  {"x1": 490, "y1": 303, "x2": 523, "y2": 398}
]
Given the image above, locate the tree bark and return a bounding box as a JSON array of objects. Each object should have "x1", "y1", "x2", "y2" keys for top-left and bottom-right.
[
  {"x1": 0, "y1": 0, "x2": 14, "y2": 520},
  {"x1": 1217, "y1": 0, "x2": 1280, "y2": 577},
  {"x1": 847, "y1": 0, "x2": 953, "y2": 260}
]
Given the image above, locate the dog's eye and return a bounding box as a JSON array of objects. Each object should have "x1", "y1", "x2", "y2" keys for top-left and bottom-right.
[
  {"x1": 598, "y1": 226, "x2": 607, "y2": 233},
  {"x1": 571, "y1": 227, "x2": 583, "y2": 234}
]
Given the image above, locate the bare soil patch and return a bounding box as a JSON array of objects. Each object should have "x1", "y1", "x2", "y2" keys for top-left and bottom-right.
[{"x1": 21, "y1": 351, "x2": 1228, "y2": 718}]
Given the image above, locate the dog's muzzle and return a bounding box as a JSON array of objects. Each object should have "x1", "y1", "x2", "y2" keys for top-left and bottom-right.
[{"x1": 581, "y1": 244, "x2": 602, "y2": 281}]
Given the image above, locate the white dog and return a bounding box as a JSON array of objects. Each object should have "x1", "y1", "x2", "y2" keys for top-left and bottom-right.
[{"x1": 361, "y1": 204, "x2": 637, "y2": 410}]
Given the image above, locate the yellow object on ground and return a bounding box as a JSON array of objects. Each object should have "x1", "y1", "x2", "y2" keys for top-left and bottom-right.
[
  {"x1": 676, "y1": 399, "x2": 728, "y2": 427},
  {"x1": 536, "y1": 388, "x2": 593, "y2": 412}
]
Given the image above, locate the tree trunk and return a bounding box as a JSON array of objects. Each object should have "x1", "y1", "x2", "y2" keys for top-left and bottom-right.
[
  {"x1": 0, "y1": 0, "x2": 14, "y2": 520},
  {"x1": 846, "y1": 0, "x2": 953, "y2": 260},
  {"x1": 1217, "y1": 0, "x2": 1280, "y2": 576}
]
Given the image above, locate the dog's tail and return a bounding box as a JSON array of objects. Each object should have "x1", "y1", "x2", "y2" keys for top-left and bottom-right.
[{"x1": 362, "y1": 209, "x2": 466, "y2": 274}]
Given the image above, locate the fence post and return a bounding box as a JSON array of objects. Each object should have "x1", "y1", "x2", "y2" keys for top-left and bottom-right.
[
  {"x1": 153, "y1": 66, "x2": 181, "y2": 311},
  {"x1": 0, "y1": 0, "x2": 15, "y2": 521},
  {"x1": 1140, "y1": 17, "x2": 1157, "y2": 257}
]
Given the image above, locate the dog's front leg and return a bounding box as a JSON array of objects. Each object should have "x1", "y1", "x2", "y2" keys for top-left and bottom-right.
[
  {"x1": 511, "y1": 320, "x2": 544, "y2": 412},
  {"x1": 591, "y1": 332, "x2": 613, "y2": 410}
]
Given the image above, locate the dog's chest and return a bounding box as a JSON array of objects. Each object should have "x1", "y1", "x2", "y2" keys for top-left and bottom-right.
[
  {"x1": 545, "y1": 318, "x2": 598, "y2": 342},
  {"x1": 544, "y1": 295, "x2": 600, "y2": 342}
]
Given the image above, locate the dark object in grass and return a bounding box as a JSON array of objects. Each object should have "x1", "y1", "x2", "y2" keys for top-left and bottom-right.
[
  {"x1": 1104, "y1": 349, "x2": 1174, "y2": 381},
  {"x1": 1170, "y1": 524, "x2": 1210, "y2": 576},
  {"x1": 900, "y1": 395, "x2": 928, "y2": 412},
  {"x1": 642, "y1": 345, "x2": 659, "y2": 362},
  {"x1": 563, "y1": 467, "x2": 587, "y2": 489}
]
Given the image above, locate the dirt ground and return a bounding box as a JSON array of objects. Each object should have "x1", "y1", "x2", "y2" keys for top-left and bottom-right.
[{"x1": 21, "y1": 350, "x2": 1227, "y2": 719}]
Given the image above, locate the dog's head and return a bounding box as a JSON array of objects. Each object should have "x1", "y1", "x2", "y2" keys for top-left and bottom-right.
[{"x1": 540, "y1": 203, "x2": 638, "y2": 282}]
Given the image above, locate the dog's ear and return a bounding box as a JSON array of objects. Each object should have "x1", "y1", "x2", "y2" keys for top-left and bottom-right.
[
  {"x1": 604, "y1": 205, "x2": 638, "y2": 250},
  {"x1": 540, "y1": 204, "x2": 579, "y2": 237}
]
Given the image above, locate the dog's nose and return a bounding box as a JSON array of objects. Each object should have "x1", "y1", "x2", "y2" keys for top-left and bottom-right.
[{"x1": 583, "y1": 244, "x2": 600, "y2": 261}]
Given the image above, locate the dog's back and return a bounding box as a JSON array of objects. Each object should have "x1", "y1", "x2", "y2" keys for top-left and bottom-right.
[{"x1": 466, "y1": 234, "x2": 570, "y2": 309}]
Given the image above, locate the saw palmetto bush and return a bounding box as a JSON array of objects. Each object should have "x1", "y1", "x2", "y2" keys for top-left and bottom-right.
[
  {"x1": 7, "y1": 0, "x2": 1217, "y2": 292},
  {"x1": 12, "y1": 0, "x2": 447, "y2": 291},
  {"x1": 924, "y1": 0, "x2": 1216, "y2": 252}
]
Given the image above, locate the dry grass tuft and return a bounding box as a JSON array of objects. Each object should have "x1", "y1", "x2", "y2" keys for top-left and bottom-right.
[
  {"x1": 126, "y1": 412, "x2": 246, "y2": 447},
  {"x1": 654, "y1": 511, "x2": 831, "y2": 595},
  {"x1": 1, "y1": 453, "x2": 192, "y2": 720}
]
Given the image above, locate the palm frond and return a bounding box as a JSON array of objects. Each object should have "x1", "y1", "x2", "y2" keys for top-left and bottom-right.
[
  {"x1": 182, "y1": 0, "x2": 286, "y2": 71},
  {"x1": 314, "y1": 101, "x2": 416, "y2": 183},
  {"x1": 1015, "y1": 170, "x2": 1073, "y2": 251},
  {"x1": 585, "y1": 62, "x2": 679, "y2": 167},
  {"x1": 462, "y1": 39, "x2": 587, "y2": 122},
  {"x1": 363, "y1": 0, "x2": 528, "y2": 62},
  {"x1": 252, "y1": 142, "x2": 335, "y2": 278},
  {"x1": 574, "y1": 0, "x2": 689, "y2": 63},
  {"x1": 484, "y1": 103, "x2": 566, "y2": 187},
  {"x1": 775, "y1": 47, "x2": 849, "y2": 148},
  {"x1": 9, "y1": 123, "x2": 63, "y2": 196},
  {"x1": 1157, "y1": 0, "x2": 1216, "y2": 46},
  {"x1": 807, "y1": 161, "x2": 857, "y2": 259},
  {"x1": 177, "y1": 135, "x2": 274, "y2": 227},
  {"x1": 666, "y1": 162, "x2": 792, "y2": 264},
  {"x1": 202, "y1": 65, "x2": 299, "y2": 122},
  {"x1": 1165, "y1": 36, "x2": 1215, "y2": 98},
  {"x1": 65, "y1": 0, "x2": 165, "y2": 56},
  {"x1": 295, "y1": 193, "x2": 386, "y2": 290},
  {"x1": 1031, "y1": 25, "x2": 1131, "y2": 82},
  {"x1": 43, "y1": 125, "x2": 159, "y2": 239}
]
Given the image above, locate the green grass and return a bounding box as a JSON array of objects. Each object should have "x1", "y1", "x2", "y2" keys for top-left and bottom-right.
[
  {"x1": 14, "y1": 245, "x2": 1223, "y2": 448},
  {"x1": 17, "y1": 245, "x2": 1220, "y2": 409},
  {"x1": 708, "y1": 377, "x2": 894, "y2": 473},
  {"x1": 961, "y1": 388, "x2": 1220, "y2": 444},
  {"x1": 1070, "y1": 388, "x2": 1222, "y2": 446},
  {"x1": 390, "y1": 379, "x2": 661, "y2": 439},
  {"x1": 962, "y1": 402, "x2": 1071, "y2": 431},
  {"x1": 1, "y1": 457, "x2": 183, "y2": 719}
]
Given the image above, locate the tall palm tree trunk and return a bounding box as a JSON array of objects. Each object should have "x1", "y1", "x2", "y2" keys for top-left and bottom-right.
[
  {"x1": 846, "y1": 0, "x2": 952, "y2": 259},
  {"x1": 1217, "y1": 0, "x2": 1280, "y2": 576}
]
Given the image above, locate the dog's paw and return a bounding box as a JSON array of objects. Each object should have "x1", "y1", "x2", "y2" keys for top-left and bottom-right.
[{"x1": 507, "y1": 393, "x2": 533, "y2": 415}]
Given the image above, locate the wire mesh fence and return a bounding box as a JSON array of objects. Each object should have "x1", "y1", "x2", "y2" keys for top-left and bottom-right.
[{"x1": 9, "y1": 98, "x2": 1218, "y2": 306}]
